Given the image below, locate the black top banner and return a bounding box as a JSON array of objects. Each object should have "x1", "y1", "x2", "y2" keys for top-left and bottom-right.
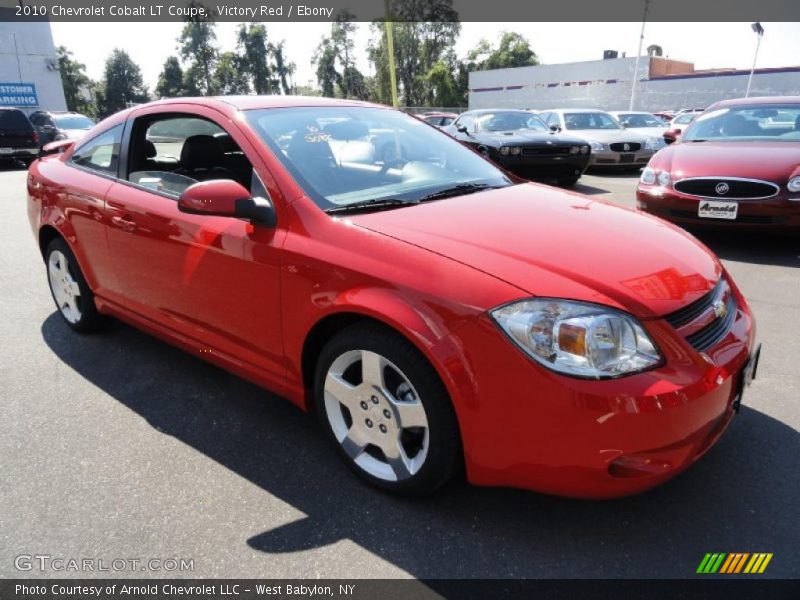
[{"x1": 3, "y1": 0, "x2": 800, "y2": 22}]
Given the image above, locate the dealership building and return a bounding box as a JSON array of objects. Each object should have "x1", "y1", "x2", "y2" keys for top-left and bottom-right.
[
  {"x1": 469, "y1": 55, "x2": 800, "y2": 111},
  {"x1": 0, "y1": 20, "x2": 67, "y2": 114}
]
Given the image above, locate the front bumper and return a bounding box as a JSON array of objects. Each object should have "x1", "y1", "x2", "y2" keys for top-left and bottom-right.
[
  {"x1": 443, "y1": 287, "x2": 755, "y2": 499},
  {"x1": 494, "y1": 153, "x2": 591, "y2": 180},
  {"x1": 637, "y1": 185, "x2": 800, "y2": 229},
  {"x1": 590, "y1": 149, "x2": 653, "y2": 168}
]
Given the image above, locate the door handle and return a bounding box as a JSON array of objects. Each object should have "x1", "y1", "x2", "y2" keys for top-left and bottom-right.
[{"x1": 111, "y1": 215, "x2": 136, "y2": 231}]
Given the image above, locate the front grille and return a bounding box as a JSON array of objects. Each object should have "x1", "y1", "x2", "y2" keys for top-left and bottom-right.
[
  {"x1": 684, "y1": 296, "x2": 736, "y2": 352},
  {"x1": 521, "y1": 146, "x2": 572, "y2": 156},
  {"x1": 674, "y1": 177, "x2": 779, "y2": 200},
  {"x1": 664, "y1": 280, "x2": 737, "y2": 352},
  {"x1": 665, "y1": 281, "x2": 721, "y2": 329},
  {"x1": 609, "y1": 142, "x2": 641, "y2": 152}
]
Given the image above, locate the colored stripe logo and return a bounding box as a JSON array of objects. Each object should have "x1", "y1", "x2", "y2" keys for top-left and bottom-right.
[{"x1": 697, "y1": 553, "x2": 773, "y2": 574}]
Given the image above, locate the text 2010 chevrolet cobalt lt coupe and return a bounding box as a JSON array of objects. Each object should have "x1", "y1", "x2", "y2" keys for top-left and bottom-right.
[{"x1": 27, "y1": 96, "x2": 759, "y2": 498}]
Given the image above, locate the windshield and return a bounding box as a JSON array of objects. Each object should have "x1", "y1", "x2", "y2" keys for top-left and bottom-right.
[
  {"x1": 563, "y1": 112, "x2": 620, "y2": 130},
  {"x1": 674, "y1": 113, "x2": 696, "y2": 125},
  {"x1": 476, "y1": 111, "x2": 547, "y2": 132},
  {"x1": 55, "y1": 115, "x2": 94, "y2": 129},
  {"x1": 616, "y1": 113, "x2": 664, "y2": 128},
  {"x1": 246, "y1": 107, "x2": 512, "y2": 210},
  {"x1": 683, "y1": 105, "x2": 800, "y2": 142}
]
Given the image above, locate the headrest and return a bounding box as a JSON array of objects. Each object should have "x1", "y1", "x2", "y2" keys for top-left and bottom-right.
[
  {"x1": 144, "y1": 139, "x2": 156, "y2": 159},
  {"x1": 323, "y1": 120, "x2": 369, "y2": 141},
  {"x1": 180, "y1": 135, "x2": 224, "y2": 169}
]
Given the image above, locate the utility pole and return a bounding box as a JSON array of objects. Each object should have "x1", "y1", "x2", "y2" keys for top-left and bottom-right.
[
  {"x1": 13, "y1": 32, "x2": 23, "y2": 82},
  {"x1": 745, "y1": 22, "x2": 764, "y2": 98},
  {"x1": 384, "y1": 0, "x2": 399, "y2": 108},
  {"x1": 628, "y1": 0, "x2": 651, "y2": 111}
]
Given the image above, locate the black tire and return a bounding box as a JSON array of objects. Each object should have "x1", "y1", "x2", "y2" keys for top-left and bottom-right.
[
  {"x1": 557, "y1": 177, "x2": 580, "y2": 187},
  {"x1": 45, "y1": 237, "x2": 110, "y2": 333},
  {"x1": 314, "y1": 323, "x2": 461, "y2": 496}
]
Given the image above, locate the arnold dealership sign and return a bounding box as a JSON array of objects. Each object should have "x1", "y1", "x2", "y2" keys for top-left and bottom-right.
[{"x1": 0, "y1": 83, "x2": 39, "y2": 107}]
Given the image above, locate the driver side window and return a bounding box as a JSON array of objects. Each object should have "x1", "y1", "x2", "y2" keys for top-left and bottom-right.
[{"x1": 127, "y1": 115, "x2": 254, "y2": 199}]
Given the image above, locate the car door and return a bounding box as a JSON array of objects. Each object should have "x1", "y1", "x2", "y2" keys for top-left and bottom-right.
[{"x1": 103, "y1": 105, "x2": 287, "y2": 379}]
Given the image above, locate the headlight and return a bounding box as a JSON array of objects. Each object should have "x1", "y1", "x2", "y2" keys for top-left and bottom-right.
[
  {"x1": 657, "y1": 170, "x2": 671, "y2": 187},
  {"x1": 490, "y1": 299, "x2": 661, "y2": 378},
  {"x1": 640, "y1": 167, "x2": 656, "y2": 185},
  {"x1": 580, "y1": 145, "x2": 589, "y2": 154},
  {"x1": 499, "y1": 146, "x2": 510, "y2": 156},
  {"x1": 510, "y1": 146, "x2": 521, "y2": 156},
  {"x1": 788, "y1": 176, "x2": 800, "y2": 193},
  {"x1": 570, "y1": 146, "x2": 580, "y2": 154},
  {"x1": 590, "y1": 141, "x2": 604, "y2": 152},
  {"x1": 644, "y1": 136, "x2": 664, "y2": 151}
]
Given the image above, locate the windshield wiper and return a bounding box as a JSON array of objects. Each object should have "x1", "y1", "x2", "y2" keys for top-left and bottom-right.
[
  {"x1": 418, "y1": 182, "x2": 503, "y2": 203},
  {"x1": 325, "y1": 197, "x2": 419, "y2": 215},
  {"x1": 687, "y1": 139, "x2": 707, "y2": 142}
]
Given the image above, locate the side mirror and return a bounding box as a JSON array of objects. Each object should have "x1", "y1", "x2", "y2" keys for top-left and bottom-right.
[
  {"x1": 549, "y1": 124, "x2": 561, "y2": 133},
  {"x1": 178, "y1": 180, "x2": 276, "y2": 227},
  {"x1": 456, "y1": 124, "x2": 469, "y2": 134},
  {"x1": 620, "y1": 122, "x2": 629, "y2": 129}
]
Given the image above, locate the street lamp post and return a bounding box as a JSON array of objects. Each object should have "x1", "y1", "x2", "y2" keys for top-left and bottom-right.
[
  {"x1": 628, "y1": 0, "x2": 651, "y2": 111},
  {"x1": 745, "y1": 22, "x2": 764, "y2": 98}
]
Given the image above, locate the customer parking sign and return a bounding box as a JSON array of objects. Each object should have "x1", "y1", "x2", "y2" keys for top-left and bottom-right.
[{"x1": 0, "y1": 83, "x2": 39, "y2": 107}]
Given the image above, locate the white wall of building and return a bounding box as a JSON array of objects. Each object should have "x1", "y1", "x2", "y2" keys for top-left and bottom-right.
[
  {"x1": 0, "y1": 22, "x2": 67, "y2": 113},
  {"x1": 469, "y1": 57, "x2": 800, "y2": 111}
]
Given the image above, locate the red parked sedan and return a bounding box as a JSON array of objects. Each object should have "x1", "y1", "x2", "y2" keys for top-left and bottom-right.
[
  {"x1": 638, "y1": 96, "x2": 800, "y2": 229},
  {"x1": 27, "y1": 96, "x2": 758, "y2": 498}
]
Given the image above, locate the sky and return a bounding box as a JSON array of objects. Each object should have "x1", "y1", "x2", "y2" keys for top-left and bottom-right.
[{"x1": 49, "y1": 21, "x2": 800, "y2": 93}]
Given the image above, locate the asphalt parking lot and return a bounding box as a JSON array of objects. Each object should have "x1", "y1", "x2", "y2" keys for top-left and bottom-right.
[{"x1": 1, "y1": 164, "x2": 798, "y2": 580}]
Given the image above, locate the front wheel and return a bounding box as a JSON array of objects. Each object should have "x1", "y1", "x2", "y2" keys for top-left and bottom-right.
[
  {"x1": 46, "y1": 238, "x2": 109, "y2": 333},
  {"x1": 557, "y1": 177, "x2": 580, "y2": 187},
  {"x1": 315, "y1": 324, "x2": 461, "y2": 496}
]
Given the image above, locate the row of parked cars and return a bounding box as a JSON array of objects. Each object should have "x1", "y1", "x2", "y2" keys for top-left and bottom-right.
[
  {"x1": 419, "y1": 106, "x2": 673, "y2": 187},
  {"x1": 419, "y1": 97, "x2": 799, "y2": 230},
  {"x1": 0, "y1": 107, "x2": 94, "y2": 167}
]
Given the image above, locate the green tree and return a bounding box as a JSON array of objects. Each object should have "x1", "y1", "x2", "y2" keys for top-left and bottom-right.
[
  {"x1": 98, "y1": 49, "x2": 148, "y2": 117},
  {"x1": 56, "y1": 46, "x2": 96, "y2": 116},
  {"x1": 178, "y1": 7, "x2": 218, "y2": 95},
  {"x1": 314, "y1": 38, "x2": 341, "y2": 98},
  {"x1": 272, "y1": 41, "x2": 295, "y2": 95},
  {"x1": 155, "y1": 56, "x2": 185, "y2": 98},
  {"x1": 313, "y1": 13, "x2": 371, "y2": 100},
  {"x1": 237, "y1": 23, "x2": 276, "y2": 94},
  {"x1": 466, "y1": 32, "x2": 539, "y2": 70},
  {"x1": 369, "y1": 0, "x2": 461, "y2": 107},
  {"x1": 213, "y1": 52, "x2": 250, "y2": 95}
]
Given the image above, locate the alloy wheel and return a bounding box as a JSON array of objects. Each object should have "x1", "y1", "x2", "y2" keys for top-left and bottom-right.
[{"x1": 48, "y1": 250, "x2": 82, "y2": 324}]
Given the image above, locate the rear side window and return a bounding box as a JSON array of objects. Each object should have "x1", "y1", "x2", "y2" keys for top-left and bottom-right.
[
  {"x1": 70, "y1": 124, "x2": 123, "y2": 176},
  {"x1": 0, "y1": 109, "x2": 33, "y2": 132}
]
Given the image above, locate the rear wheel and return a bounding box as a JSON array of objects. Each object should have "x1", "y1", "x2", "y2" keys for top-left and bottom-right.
[
  {"x1": 315, "y1": 324, "x2": 461, "y2": 496},
  {"x1": 46, "y1": 238, "x2": 109, "y2": 333}
]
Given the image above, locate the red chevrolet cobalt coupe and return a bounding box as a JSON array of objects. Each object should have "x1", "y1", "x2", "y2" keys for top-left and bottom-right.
[
  {"x1": 27, "y1": 97, "x2": 759, "y2": 498},
  {"x1": 638, "y1": 97, "x2": 800, "y2": 229}
]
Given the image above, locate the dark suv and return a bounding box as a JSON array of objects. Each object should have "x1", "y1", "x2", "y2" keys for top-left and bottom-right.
[
  {"x1": 29, "y1": 110, "x2": 94, "y2": 148},
  {"x1": 0, "y1": 108, "x2": 39, "y2": 166}
]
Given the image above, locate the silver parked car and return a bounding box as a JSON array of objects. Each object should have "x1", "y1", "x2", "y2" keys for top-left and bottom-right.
[
  {"x1": 608, "y1": 111, "x2": 668, "y2": 151},
  {"x1": 537, "y1": 109, "x2": 656, "y2": 170}
]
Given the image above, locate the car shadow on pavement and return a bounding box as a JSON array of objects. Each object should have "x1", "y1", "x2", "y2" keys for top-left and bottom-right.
[
  {"x1": 690, "y1": 229, "x2": 800, "y2": 268},
  {"x1": 41, "y1": 313, "x2": 800, "y2": 579}
]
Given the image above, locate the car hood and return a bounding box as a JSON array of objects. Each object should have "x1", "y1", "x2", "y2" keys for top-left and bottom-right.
[
  {"x1": 351, "y1": 183, "x2": 720, "y2": 318},
  {"x1": 654, "y1": 141, "x2": 800, "y2": 181},
  {"x1": 478, "y1": 129, "x2": 588, "y2": 145},
  {"x1": 564, "y1": 128, "x2": 649, "y2": 144}
]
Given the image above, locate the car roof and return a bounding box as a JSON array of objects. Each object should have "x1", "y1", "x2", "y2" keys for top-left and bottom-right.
[
  {"x1": 609, "y1": 110, "x2": 653, "y2": 115},
  {"x1": 549, "y1": 108, "x2": 610, "y2": 113},
  {"x1": 707, "y1": 95, "x2": 800, "y2": 109},
  {"x1": 462, "y1": 109, "x2": 533, "y2": 115}
]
